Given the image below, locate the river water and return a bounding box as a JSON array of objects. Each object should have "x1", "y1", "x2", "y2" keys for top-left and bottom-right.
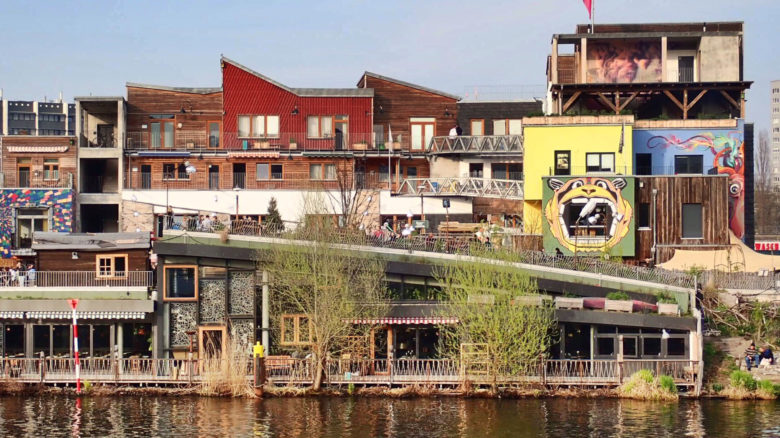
[{"x1": 0, "y1": 395, "x2": 779, "y2": 437}]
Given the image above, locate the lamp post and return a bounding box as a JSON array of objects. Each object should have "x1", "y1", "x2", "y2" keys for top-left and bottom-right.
[{"x1": 418, "y1": 184, "x2": 426, "y2": 234}]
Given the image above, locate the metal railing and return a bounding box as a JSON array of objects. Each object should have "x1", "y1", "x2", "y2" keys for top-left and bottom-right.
[
  {"x1": 397, "y1": 177, "x2": 524, "y2": 199},
  {"x1": 162, "y1": 216, "x2": 695, "y2": 289},
  {"x1": 127, "y1": 131, "x2": 386, "y2": 152},
  {"x1": 0, "y1": 271, "x2": 153, "y2": 288},
  {"x1": 126, "y1": 170, "x2": 389, "y2": 191},
  {"x1": 1, "y1": 357, "x2": 697, "y2": 388},
  {"x1": 0, "y1": 171, "x2": 73, "y2": 189},
  {"x1": 427, "y1": 135, "x2": 523, "y2": 155}
]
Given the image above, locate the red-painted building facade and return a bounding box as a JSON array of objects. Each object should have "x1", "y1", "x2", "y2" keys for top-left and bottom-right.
[{"x1": 221, "y1": 57, "x2": 374, "y2": 151}]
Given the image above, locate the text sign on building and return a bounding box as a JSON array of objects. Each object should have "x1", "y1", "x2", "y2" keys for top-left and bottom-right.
[{"x1": 754, "y1": 242, "x2": 780, "y2": 251}]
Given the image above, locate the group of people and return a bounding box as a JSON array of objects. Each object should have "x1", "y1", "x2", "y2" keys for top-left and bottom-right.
[
  {"x1": 0, "y1": 262, "x2": 37, "y2": 287},
  {"x1": 744, "y1": 342, "x2": 775, "y2": 370}
]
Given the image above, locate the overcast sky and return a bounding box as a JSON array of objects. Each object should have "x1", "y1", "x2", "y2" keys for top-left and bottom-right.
[{"x1": 1, "y1": 0, "x2": 777, "y2": 131}]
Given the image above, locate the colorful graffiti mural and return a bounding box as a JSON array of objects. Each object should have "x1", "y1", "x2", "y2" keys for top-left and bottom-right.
[
  {"x1": 634, "y1": 123, "x2": 745, "y2": 238},
  {"x1": 543, "y1": 176, "x2": 635, "y2": 256},
  {"x1": 587, "y1": 40, "x2": 662, "y2": 83},
  {"x1": 0, "y1": 188, "x2": 73, "y2": 258}
]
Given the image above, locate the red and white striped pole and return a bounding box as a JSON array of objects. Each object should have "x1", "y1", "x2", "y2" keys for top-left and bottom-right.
[{"x1": 69, "y1": 299, "x2": 81, "y2": 394}]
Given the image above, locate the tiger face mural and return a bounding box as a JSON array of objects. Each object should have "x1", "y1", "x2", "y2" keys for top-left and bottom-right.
[{"x1": 544, "y1": 177, "x2": 633, "y2": 254}]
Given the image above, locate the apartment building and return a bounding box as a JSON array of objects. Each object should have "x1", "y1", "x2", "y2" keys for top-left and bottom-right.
[{"x1": 771, "y1": 80, "x2": 780, "y2": 191}]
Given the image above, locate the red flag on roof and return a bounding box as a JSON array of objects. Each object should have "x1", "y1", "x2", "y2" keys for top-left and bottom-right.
[{"x1": 583, "y1": 0, "x2": 593, "y2": 19}]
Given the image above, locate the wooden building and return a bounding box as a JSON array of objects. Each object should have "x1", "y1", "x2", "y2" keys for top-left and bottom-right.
[{"x1": 1, "y1": 136, "x2": 76, "y2": 189}]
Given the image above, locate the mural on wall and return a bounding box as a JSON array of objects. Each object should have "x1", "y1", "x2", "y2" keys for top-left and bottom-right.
[
  {"x1": 543, "y1": 177, "x2": 635, "y2": 256},
  {"x1": 0, "y1": 188, "x2": 73, "y2": 258},
  {"x1": 635, "y1": 125, "x2": 745, "y2": 238},
  {"x1": 587, "y1": 40, "x2": 662, "y2": 83}
]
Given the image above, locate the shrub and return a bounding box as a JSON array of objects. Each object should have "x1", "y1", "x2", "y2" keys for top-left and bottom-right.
[
  {"x1": 729, "y1": 370, "x2": 757, "y2": 391},
  {"x1": 606, "y1": 292, "x2": 631, "y2": 301},
  {"x1": 756, "y1": 379, "x2": 778, "y2": 400},
  {"x1": 618, "y1": 370, "x2": 678, "y2": 401},
  {"x1": 711, "y1": 383, "x2": 724, "y2": 393},
  {"x1": 658, "y1": 375, "x2": 678, "y2": 394},
  {"x1": 656, "y1": 291, "x2": 678, "y2": 304}
]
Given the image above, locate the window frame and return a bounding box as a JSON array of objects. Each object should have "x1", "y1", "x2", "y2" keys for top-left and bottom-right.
[
  {"x1": 554, "y1": 150, "x2": 570, "y2": 176},
  {"x1": 409, "y1": 117, "x2": 435, "y2": 150},
  {"x1": 681, "y1": 203, "x2": 703, "y2": 239},
  {"x1": 238, "y1": 114, "x2": 280, "y2": 139},
  {"x1": 149, "y1": 119, "x2": 175, "y2": 149},
  {"x1": 307, "y1": 115, "x2": 334, "y2": 139},
  {"x1": 674, "y1": 155, "x2": 704, "y2": 175},
  {"x1": 309, "y1": 163, "x2": 337, "y2": 181},
  {"x1": 585, "y1": 152, "x2": 615, "y2": 173},
  {"x1": 43, "y1": 158, "x2": 60, "y2": 181},
  {"x1": 163, "y1": 265, "x2": 199, "y2": 301},
  {"x1": 256, "y1": 163, "x2": 283, "y2": 180},
  {"x1": 95, "y1": 254, "x2": 129, "y2": 279},
  {"x1": 280, "y1": 314, "x2": 313, "y2": 346},
  {"x1": 470, "y1": 119, "x2": 485, "y2": 136}
]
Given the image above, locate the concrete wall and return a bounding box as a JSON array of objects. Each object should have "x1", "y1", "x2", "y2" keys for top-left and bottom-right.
[
  {"x1": 699, "y1": 36, "x2": 740, "y2": 81},
  {"x1": 665, "y1": 49, "x2": 698, "y2": 82}
]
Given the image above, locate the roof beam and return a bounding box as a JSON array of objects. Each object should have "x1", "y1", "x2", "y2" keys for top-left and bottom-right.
[{"x1": 562, "y1": 91, "x2": 582, "y2": 113}]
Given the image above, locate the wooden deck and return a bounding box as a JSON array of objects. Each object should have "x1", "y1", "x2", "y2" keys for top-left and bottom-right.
[{"x1": 1, "y1": 357, "x2": 699, "y2": 389}]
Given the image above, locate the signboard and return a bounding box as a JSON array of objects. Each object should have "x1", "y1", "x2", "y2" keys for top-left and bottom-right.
[
  {"x1": 755, "y1": 242, "x2": 780, "y2": 252},
  {"x1": 413, "y1": 220, "x2": 429, "y2": 229}
]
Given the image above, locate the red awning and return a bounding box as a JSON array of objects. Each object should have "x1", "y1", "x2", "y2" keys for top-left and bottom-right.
[
  {"x1": 348, "y1": 317, "x2": 458, "y2": 325},
  {"x1": 227, "y1": 151, "x2": 280, "y2": 158},
  {"x1": 7, "y1": 146, "x2": 69, "y2": 153}
]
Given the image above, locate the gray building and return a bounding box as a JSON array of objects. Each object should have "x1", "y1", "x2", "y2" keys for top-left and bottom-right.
[
  {"x1": 772, "y1": 80, "x2": 780, "y2": 191},
  {"x1": 0, "y1": 92, "x2": 75, "y2": 136}
]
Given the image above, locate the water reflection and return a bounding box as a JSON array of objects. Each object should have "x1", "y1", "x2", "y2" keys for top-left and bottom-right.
[{"x1": 0, "y1": 395, "x2": 779, "y2": 437}]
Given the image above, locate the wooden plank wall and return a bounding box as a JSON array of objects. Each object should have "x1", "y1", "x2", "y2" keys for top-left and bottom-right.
[
  {"x1": 636, "y1": 176, "x2": 730, "y2": 263},
  {"x1": 1, "y1": 136, "x2": 77, "y2": 187},
  {"x1": 359, "y1": 75, "x2": 458, "y2": 150},
  {"x1": 38, "y1": 249, "x2": 149, "y2": 271},
  {"x1": 126, "y1": 86, "x2": 223, "y2": 140}
]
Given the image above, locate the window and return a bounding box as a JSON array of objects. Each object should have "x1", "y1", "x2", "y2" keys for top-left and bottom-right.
[
  {"x1": 638, "y1": 202, "x2": 650, "y2": 229},
  {"x1": 410, "y1": 117, "x2": 435, "y2": 150},
  {"x1": 554, "y1": 151, "x2": 570, "y2": 176},
  {"x1": 43, "y1": 159, "x2": 59, "y2": 180},
  {"x1": 667, "y1": 338, "x2": 686, "y2": 356},
  {"x1": 406, "y1": 166, "x2": 417, "y2": 178},
  {"x1": 596, "y1": 337, "x2": 615, "y2": 356},
  {"x1": 96, "y1": 254, "x2": 128, "y2": 278},
  {"x1": 164, "y1": 266, "x2": 198, "y2": 300},
  {"x1": 469, "y1": 163, "x2": 484, "y2": 178},
  {"x1": 492, "y1": 119, "x2": 522, "y2": 135},
  {"x1": 256, "y1": 163, "x2": 283, "y2": 180},
  {"x1": 470, "y1": 119, "x2": 484, "y2": 136},
  {"x1": 682, "y1": 203, "x2": 702, "y2": 239},
  {"x1": 238, "y1": 115, "x2": 280, "y2": 138},
  {"x1": 163, "y1": 163, "x2": 175, "y2": 180},
  {"x1": 150, "y1": 120, "x2": 174, "y2": 148},
  {"x1": 674, "y1": 155, "x2": 703, "y2": 174},
  {"x1": 643, "y1": 337, "x2": 662, "y2": 357},
  {"x1": 309, "y1": 163, "x2": 336, "y2": 181},
  {"x1": 280, "y1": 314, "x2": 312, "y2": 345},
  {"x1": 379, "y1": 164, "x2": 389, "y2": 182},
  {"x1": 373, "y1": 124, "x2": 384, "y2": 147},
  {"x1": 208, "y1": 122, "x2": 221, "y2": 148},
  {"x1": 636, "y1": 153, "x2": 652, "y2": 175},
  {"x1": 586, "y1": 153, "x2": 615, "y2": 173},
  {"x1": 307, "y1": 116, "x2": 333, "y2": 138},
  {"x1": 492, "y1": 163, "x2": 522, "y2": 180}
]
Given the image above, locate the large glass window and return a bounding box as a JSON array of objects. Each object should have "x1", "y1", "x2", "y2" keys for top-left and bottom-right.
[
  {"x1": 674, "y1": 155, "x2": 703, "y2": 174},
  {"x1": 470, "y1": 119, "x2": 484, "y2": 136},
  {"x1": 410, "y1": 117, "x2": 435, "y2": 150},
  {"x1": 150, "y1": 121, "x2": 174, "y2": 148},
  {"x1": 682, "y1": 203, "x2": 703, "y2": 238},
  {"x1": 280, "y1": 314, "x2": 312, "y2": 346},
  {"x1": 52, "y1": 325, "x2": 71, "y2": 357},
  {"x1": 307, "y1": 116, "x2": 333, "y2": 138},
  {"x1": 33, "y1": 325, "x2": 51, "y2": 356},
  {"x1": 164, "y1": 266, "x2": 198, "y2": 300},
  {"x1": 586, "y1": 153, "x2": 615, "y2": 173}
]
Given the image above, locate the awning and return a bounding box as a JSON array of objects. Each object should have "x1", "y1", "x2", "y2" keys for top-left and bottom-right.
[
  {"x1": 6, "y1": 146, "x2": 70, "y2": 153},
  {"x1": 25, "y1": 311, "x2": 147, "y2": 320},
  {"x1": 228, "y1": 151, "x2": 280, "y2": 158},
  {"x1": 349, "y1": 317, "x2": 458, "y2": 325},
  {"x1": 0, "y1": 311, "x2": 24, "y2": 319},
  {"x1": 137, "y1": 151, "x2": 191, "y2": 157}
]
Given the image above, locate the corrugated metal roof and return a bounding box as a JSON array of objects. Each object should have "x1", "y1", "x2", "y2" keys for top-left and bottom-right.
[
  {"x1": 360, "y1": 71, "x2": 461, "y2": 101},
  {"x1": 221, "y1": 56, "x2": 372, "y2": 98},
  {"x1": 32, "y1": 232, "x2": 151, "y2": 251},
  {"x1": 126, "y1": 82, "x2": 222, "y2": 94}
]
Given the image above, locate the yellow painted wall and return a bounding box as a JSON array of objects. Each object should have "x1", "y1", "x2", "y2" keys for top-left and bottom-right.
[
  {"x1": 523, "y1": 200, "x2": 543, "y2": 234},
  {"x1": 523, "y1": 124, "x2": 633, "y2": 201}
]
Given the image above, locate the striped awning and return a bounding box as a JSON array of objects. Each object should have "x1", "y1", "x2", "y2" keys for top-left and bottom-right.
[
  {"x1": 228, "y1": 151, "x2": 280, "y2": 158},
  {"x1": 0, "y1": 311, "x2": 24, "y2": 319},
  {"x1": 24, "y1": 311, "x2": 147, "y2": 320},
  {"x1": 6, "y1": 146, "x2": 69, "y2": 153},
  {"x1": 349, "y1": 317, "x2": 458, "y2": 325}
]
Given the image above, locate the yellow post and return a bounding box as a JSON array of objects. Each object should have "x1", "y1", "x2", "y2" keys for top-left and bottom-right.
[{"x1": 253, "y1": 342, "x2": 264, "y2": 358}]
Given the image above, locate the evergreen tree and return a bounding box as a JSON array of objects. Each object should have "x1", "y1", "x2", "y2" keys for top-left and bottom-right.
[{"x1": 266, "y1": 197, "x2": 284, "y2": 232}]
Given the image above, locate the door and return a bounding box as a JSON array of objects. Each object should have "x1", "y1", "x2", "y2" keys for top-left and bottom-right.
[
  {"x1": 678, "y1": 56, "x2": 694, "y2": 82},
  {"x1": 199, "y1": 326, "x2": 227, "y2": 360},
  {"x1": 208, "y1": 122, "x2": 221, "y2": 148},
  {"x1": 150, "y1": 121, "x2": 174, "y2": 149},
  {"x1": 209, "y1": 165, "x2": 220, "y2": 190},
  {"x1": 17, "y1": 165, "x2": 31, "y2": 187},
  {"x1": 334, "y1": 115, "x2": 348, "y2": 150},
  {"x1": 410, "y1": 118, "x2": 435, "y2": 150},
  {"x1": 141, "y1": 165, "x2": 151, "y2": 189},
  {"x1": 232, "y1": 163, "x2": 246, "y2": 189},
  {"x1": 371, "y1": 327, "x2": 391, "y2": 374},
  {"x1": 97, "y1": 124, "x2": 115, "y2": 147}
]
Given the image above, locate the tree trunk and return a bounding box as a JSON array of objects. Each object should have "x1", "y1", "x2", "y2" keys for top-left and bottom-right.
[{"x1": 312, "y1": 350, "x2": 325, "y2": 391}]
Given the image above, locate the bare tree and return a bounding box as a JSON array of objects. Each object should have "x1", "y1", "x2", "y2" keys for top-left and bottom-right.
[
  {"x1": 264, "y1": 226, "x2": 388, "y2": 390},
  {"x1": 322, "y1": 158, "x2": 376, "y2": 230},
  {"x1": 754, "y1": 129, "x2": 780, "y2": 234}
]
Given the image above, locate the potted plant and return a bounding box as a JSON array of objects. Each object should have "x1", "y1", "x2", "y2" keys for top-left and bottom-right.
[
  {"x1": 555, "y1": 295, "x2": 584, "y2": 309},
  {"x1": 656, "y1": 292, "x2": 680, "y2": 315},
  {"x1": 353, "y1": 141, "x2": 368, "y2": 150},
  {"x1": 605, "y1": 291, "x2": 633, "y2": 313},
  {"x1": 289, "y1": 137, "x2": 298, "y2": 150}
]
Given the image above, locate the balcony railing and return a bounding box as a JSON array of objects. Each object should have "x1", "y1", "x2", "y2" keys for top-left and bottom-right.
[
  {"x1": 126, "y1": 171, "x2": 390, "y2": 191},
  {"x1": 397, "y1": 177, "x2": 524, "y2": 199},
  {"x1": 0, "y1": 172, "x2": 73, "y2": 189},
  {"x1": 127, "y1": 131, "x2": 394, "y2": 152},
  {"x1": 0, "y1": 271, "x2": 153, "y2": 288},
  {"x1": 427, "y1": 135, "x2": 523, "y2": 155},
  {"x1": 80, "y1": 134, "x2": 118, "y2": 148}
]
